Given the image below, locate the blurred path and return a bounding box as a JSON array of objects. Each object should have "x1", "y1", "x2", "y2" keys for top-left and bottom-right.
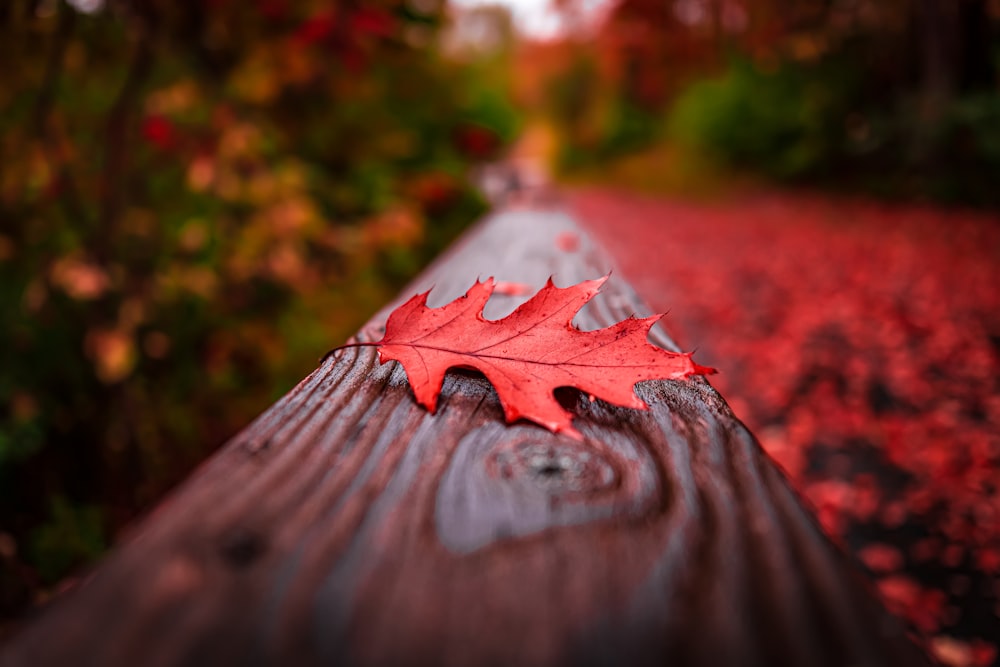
[
  {"x1": 570, "y1": 188, "x2": 1000, "y2": 667},
  {"x1": 472, "y1": 122, "x2": 557, "y2": 206}
]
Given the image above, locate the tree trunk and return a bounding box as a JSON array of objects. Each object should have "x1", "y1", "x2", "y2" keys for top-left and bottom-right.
[{"x1": 912, "y1": 0, "x2": 959, "y2": 147}]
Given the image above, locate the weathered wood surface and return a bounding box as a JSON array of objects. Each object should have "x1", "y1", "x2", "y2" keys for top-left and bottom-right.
[{"x1": 1, "y1": 209, "x2": 930, "y2": 666}]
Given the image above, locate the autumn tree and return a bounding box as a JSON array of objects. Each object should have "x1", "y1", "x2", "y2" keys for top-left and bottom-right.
[{"x1": 0, "y1": 0, "x2": 517, "y2": 619}]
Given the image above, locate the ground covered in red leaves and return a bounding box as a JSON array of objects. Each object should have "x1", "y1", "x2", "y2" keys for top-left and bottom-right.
[{"x1": 571, "y1": 189, "x2": 1000, "y2": 667}]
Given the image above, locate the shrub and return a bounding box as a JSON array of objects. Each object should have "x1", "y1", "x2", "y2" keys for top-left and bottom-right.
[
  {"x1": 0, "y1": 0, "x2": 509, "y2": 606},
  {"x1": 667, "y1": 59, "x2": 852, "y2": 179}
]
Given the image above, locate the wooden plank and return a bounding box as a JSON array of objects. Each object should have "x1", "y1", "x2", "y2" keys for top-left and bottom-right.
[{"x1": 1, "y1": 209, "x2": 930, "y2": 666}]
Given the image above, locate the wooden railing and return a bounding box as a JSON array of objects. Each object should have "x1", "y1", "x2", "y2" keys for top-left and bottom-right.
[{"x1": 1, "y1": 207, "x2": 931, "y2": 666}]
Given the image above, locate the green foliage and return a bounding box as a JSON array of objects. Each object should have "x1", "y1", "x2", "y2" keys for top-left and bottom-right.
[
  {"x1": 902, "y1": 92, "x2": 1000, "y2": 204},
  {"x1": 547, "y1": 54, "x2": 600, "y2": 135},
  {"x1": 0, "y1": 0, "x2": 509, "y2": 604},
  {"x1": 535, "y1": 0, "x2": 1000, "y2": 205},
  {"x1": 805, "y1": 88, "x2": 1000, "y2": 205},
  {"x1": 667, "y1": 59, "x2": 852, "y2": 179},
  {"x1": 663, "y1": 58, "x2": 1000, "y2": 204},
  {"x1": 598, "y1": 99, "x2": 660, "y2": 158},
  {"x1": 30, "y1": 497, "x2": 106, "y2": 585},
  {"x1": 944, "y1": 93, "x2": 1000, "y2": 167},
  {"x1": 459, "y1": 65, "x2": 523, "y2": 147},
  {"x1": 545, "y1": 52, "x2": 660, "y2": 172}
]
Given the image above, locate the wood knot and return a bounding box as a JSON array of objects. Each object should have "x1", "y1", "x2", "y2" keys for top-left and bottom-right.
[
  {"x1": 219, "y1": 528, "x2": 266, "y2": 569},
  {"x1": 435, "y1": 423, "x2": 664, "y2": 553},
  {"x1": 487, "y1": 441, "x2": 615, "y2": 494}
]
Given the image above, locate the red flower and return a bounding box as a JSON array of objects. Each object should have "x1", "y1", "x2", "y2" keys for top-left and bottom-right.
[
  {"x1": 294, "y1": 13, "x2": 335, "y2": 45},
  {"x1": 350, "y1": 8, "x2": 395, "y2": 38},
  {"x1": 455, "y1": 124, "x2": 501, "y2": 160},
  {"x1": 257, "y1": 0, "x2": 286, "y2": 20},
  {"x1": 141, "y1": 115, "x2": 175, "y2": 151}
]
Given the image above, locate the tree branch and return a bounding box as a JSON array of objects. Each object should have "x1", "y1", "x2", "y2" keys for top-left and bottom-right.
[
  {"x1": 98, "y1": 2, "x2": 155, "y2": 258},
  {"x1": 32, "y1": 0, "x2": 90, "y2": 227}
]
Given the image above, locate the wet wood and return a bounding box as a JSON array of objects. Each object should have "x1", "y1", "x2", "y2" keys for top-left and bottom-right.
[{"x1": 1, "y1": 209, "x2": 930, "y2": 666}]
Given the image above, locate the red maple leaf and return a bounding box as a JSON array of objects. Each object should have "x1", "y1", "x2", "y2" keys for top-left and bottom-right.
[{"x1": 334, "y1": 277, "x2": 714, "y2": 438}]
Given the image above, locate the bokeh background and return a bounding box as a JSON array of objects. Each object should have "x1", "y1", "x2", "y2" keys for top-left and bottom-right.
[
  {"x1": 0, "y1": 0, "x2": 517, "y2": 605},
  {"x1": 2, "y1": 0, "x2": 999, "y2": 664}
]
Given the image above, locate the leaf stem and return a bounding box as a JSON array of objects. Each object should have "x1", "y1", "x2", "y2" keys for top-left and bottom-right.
[{"x1": 320, "y1": 341, "x2": 379, "y2": 364}]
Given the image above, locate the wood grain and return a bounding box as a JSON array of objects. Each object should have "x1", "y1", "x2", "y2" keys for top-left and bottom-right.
[{"x1": 1, "y1": 209, "x2": 931, "y2": 666}]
